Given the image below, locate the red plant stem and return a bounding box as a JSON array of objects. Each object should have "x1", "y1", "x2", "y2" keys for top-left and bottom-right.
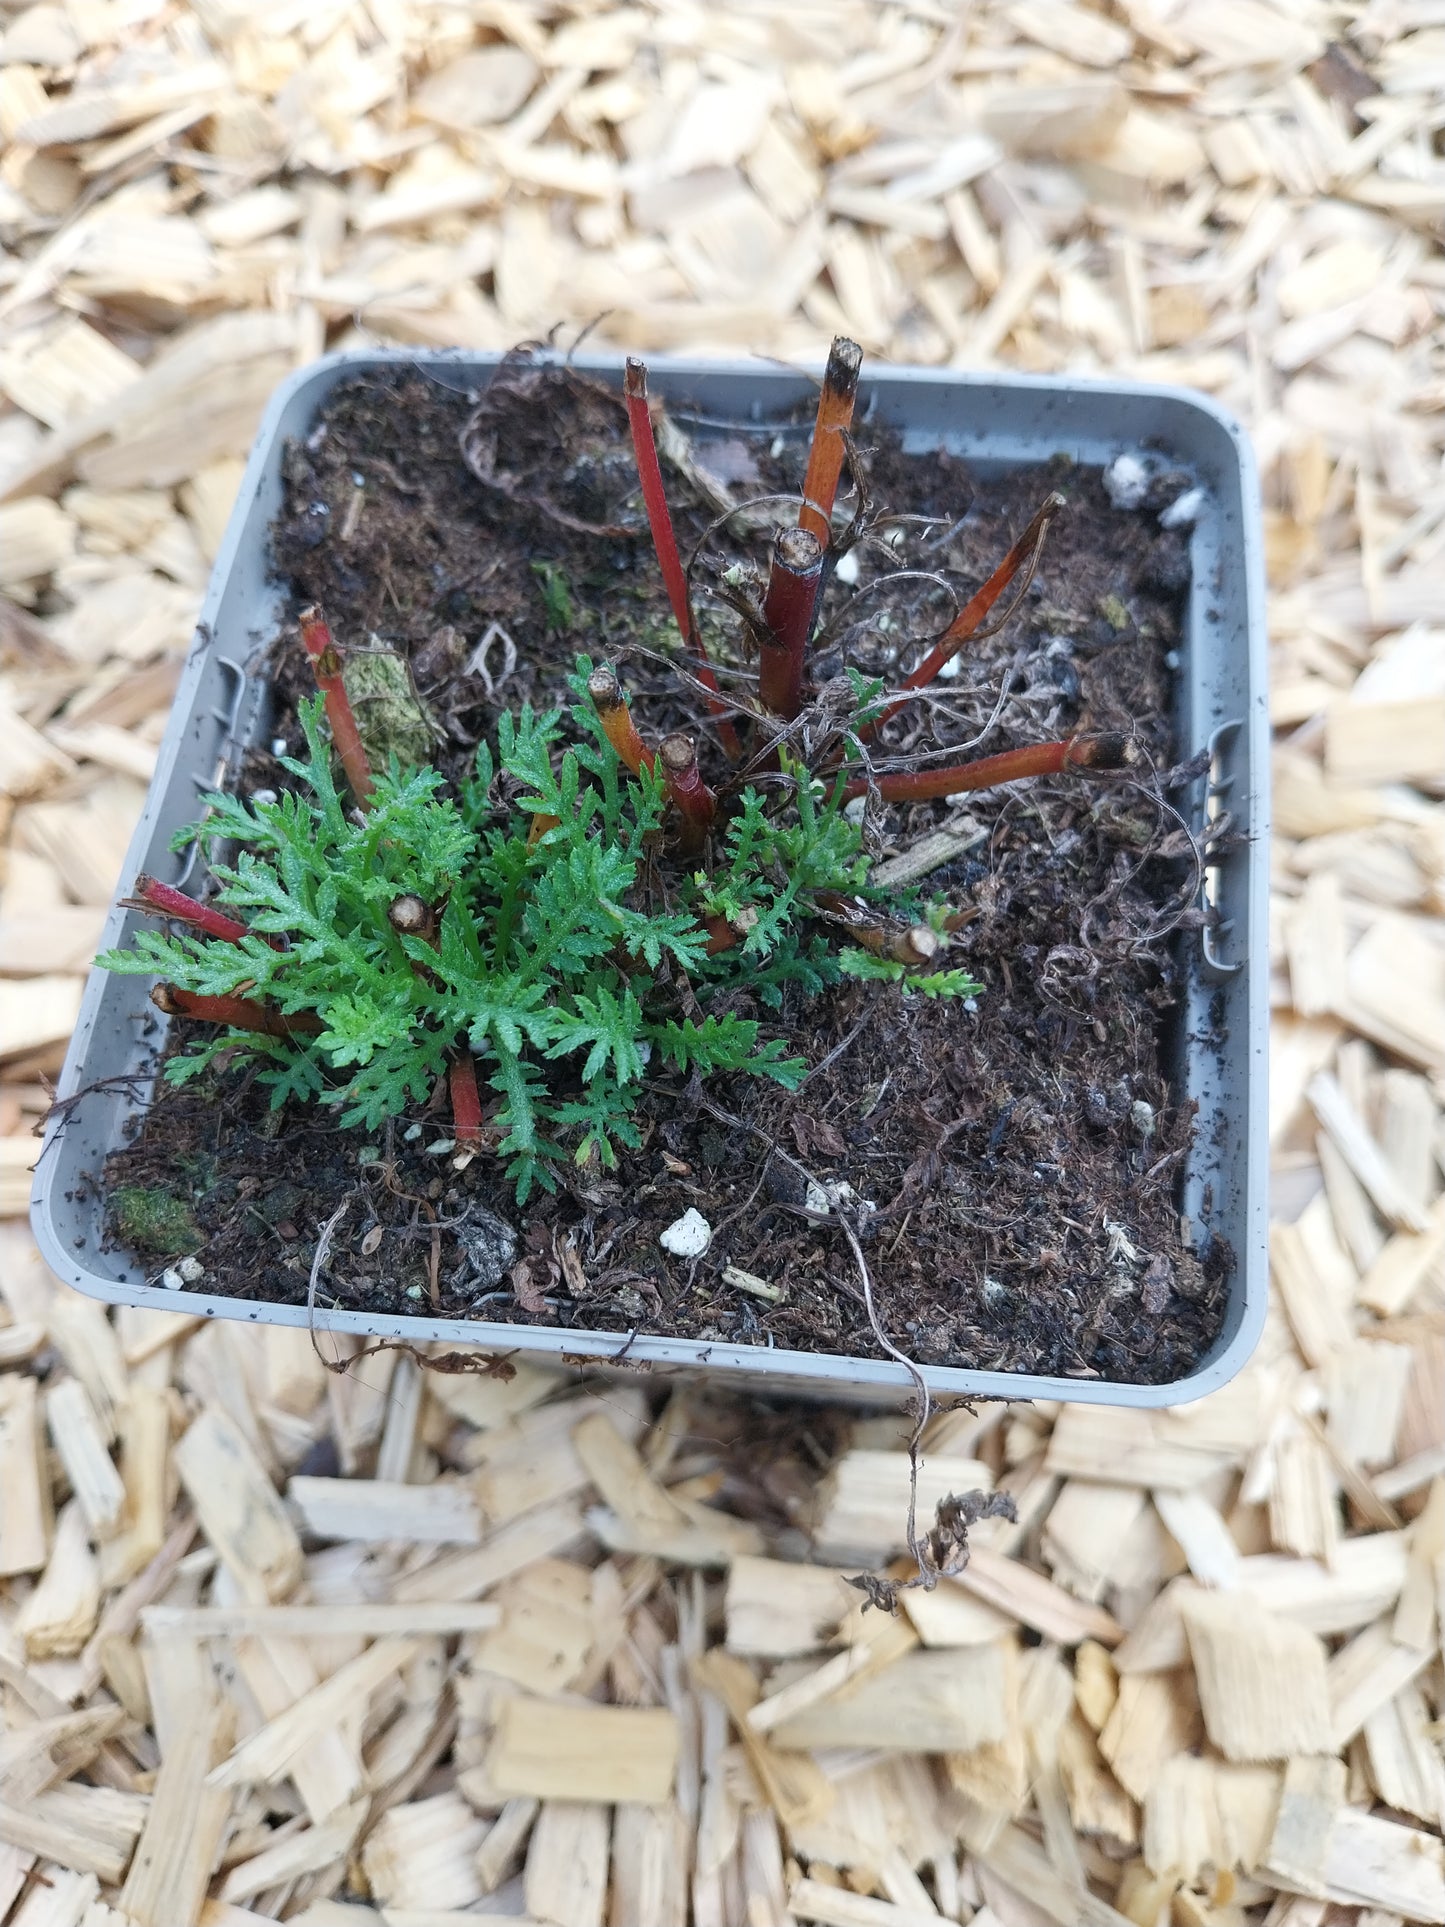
[
  {"x1": 798, "y1": 336, "x2": 862, "y2": 546},
  {"x1": 298, "y1": 604, "x2": 374, "y2": 808},
  {"x1": 659, "y1": 733, "x2": 716, "y2": 854},
  {"x1": 449, "y1": 1050, "x2": 484, "y2": 1142},
  {"x1": 130, "y1": 875, "x2": 252, "y2": 945},
  {"x1": 757, "y1": 527, "x2": 825, "y2": 721},
  {"x1": 871, "y1": 493, "x2": 1064, "y2": 730},
  {"x1": 841, "y1": 733, "x2": 1133, "y2": 805},
  {"x1": 588, "y1": 665, "x2": 655, "y2": 776},
  {"x1": 150, "y1": 983, "x2": 322, "y2": 1037},
  {"x1": 623, "y1": 359, "x2": 741, "y2": 760}
]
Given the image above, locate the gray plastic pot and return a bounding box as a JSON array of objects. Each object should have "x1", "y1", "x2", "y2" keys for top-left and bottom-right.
[{"x1": 31, "y1": 349, "x2": 1268, "y2": 1408}]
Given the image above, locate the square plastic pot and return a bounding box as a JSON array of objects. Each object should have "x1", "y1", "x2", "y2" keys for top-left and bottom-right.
[{"x1": 32, "y1": 349, "x2": 1268, "y2": 1408}]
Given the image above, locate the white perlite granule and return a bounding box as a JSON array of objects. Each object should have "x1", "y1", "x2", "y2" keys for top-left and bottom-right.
[
  {"x1": 659, "y1": 1208, "x2": 712, "y2": 1258},
  {"x1": 1103, "y1": 452, "x2": 1149, "y2": 510}
]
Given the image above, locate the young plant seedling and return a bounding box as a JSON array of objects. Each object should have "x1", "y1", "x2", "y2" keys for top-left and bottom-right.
[
  {"x1": 104, "y1": 668, "x2": 911, "y2": 1199},
  {"x1": 104, "y1": 341, "x2": 1133, "y2": 1200}
]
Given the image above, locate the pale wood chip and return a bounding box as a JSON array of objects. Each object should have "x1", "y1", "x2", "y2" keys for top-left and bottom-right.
[
  {"x1": 1259, "y1": 1754, "x2": 1347, "y2": 1896},
  {"x1": 390, "y1": 1497, "x2": 589, "y2": 1606},
  {"x1": 725, "y1": 1556, "x2": 857, "y2": 1658},
  {"x1": 0, "y1": 1372, "x2": 50, "y2": 1576},
  {"x1": 955, "y1": 1542, "x2": 1124, "y2": 1648},
  {"x1": 610, "y1": 1800, "x2": 692, "y2": 1925},
  {"x1": 788, "y1": 1880, "x2": 946, "y2": 1927},
  {"x1": 1152, "y1": 1488, "x2": 1242, "y2": 1588},
  {"x1": 524, "y1": 1798, "x2": 610, "y2": 1927},
  {"x1": 44, "y1": 1379, "x2": 125, "y2": 1541},
  {"x1": 811, "y1": 1448, "x2": 993, "y2": 1563},
  {"x1": 1047, "y1": 1404, "x2": 1235, "y2": 1489},
  {"x1": 209, "y1": 1638, "x2": 416, "y2": 1792},
  {"x1": 1141, "y1": 1754, "x2": 1280, "y2": 1882},
  {"x1": 220, "y1": 1797, "x2": 366, "y2": 1906},
  {"x1": 1099, "y1": 1669, "x2": 1202, "y2": 1803},
  {"x1": 174, "y1": 1407, "x2": 303, "y2": 1605},
  {"x1": 1309, "y1": 1070, "x2": 1433, "y2": 1232},
  {"x1": 1319, "y1": 1806, "x2": 1445, "y2": 1922},
  {"x1": 120, "y1": 1690, "x2": 234, "y2": 1927},
  {"x1": 360, "y1": 1792, "x2": 486, "y2": 1913},
  {"x1": 287, "y1": 1476, "x2": 482, "y2": 1546},
  {"x1": 15, "y1": 1502, "x2": 98, "y2": 1661},
  {"x1": 486, "y1": 1697, "x2": 677, "y2": 1805},
  {"x1": 1182, "y1": 1592, "x2": 1331, "y2": 1761},
  {"x1": 466, "y1": 1557, "x2": 593, "y2": 1696}
]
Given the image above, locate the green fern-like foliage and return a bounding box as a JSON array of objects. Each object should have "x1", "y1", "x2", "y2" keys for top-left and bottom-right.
[
  {"x1": 837, "y1": 949, "x2": 983, "y2": 999},
  {"x1": 104, "y1": 666, "x2": 957, "y2": 1202}
]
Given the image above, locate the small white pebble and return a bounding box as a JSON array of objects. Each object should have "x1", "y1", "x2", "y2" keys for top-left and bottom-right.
[
  {"x1": 1159, "y1": 486, "x2": 1205, "y2": 530},
  {"x1": 1104, "y1": 453, "x2": 1149, "y2": 511},
  {"x1": 177, "y1": 1254, "x2": 204, "y2": 1284},
  {"x1": 425, "y1": 1138, "x2": 456, "y2": 1156},
  {"x1": 636, "y1": 1039, "x2": 652, "y2": 1066},
  {"x1": 770, "y1": 435, "x2": 786, "y2": 459},
  {"x1": 405, "y1": 1282, "x2": 425, "y2": 1300},
  {"x1": 271, "y1": 737, "x2": 288, "y2": 757},
  {"x1": 161, "y1": 1267, "x2": 185, "y2": 1291},
  {"x1": 250, "y1": 788, "x2": 278, "y2": 806},
  {"x1": 937, "y1": 653, "x2": 962, "y2": 680},
  {"x1": 843, "y1": 796, "x2": 868, "y2": 825},
  {"x1": 1131, "y1": 1099, "x2": 1157, "y2": 1140},
  {"x1": 660, "y1": 1208, "x2": 712, "y2": 1258},
  {"x1": 834, "y1": 549, "x2": 860, "y2": 585},
  {"x1": 404, "y1": 1122, "x2": 423, "y2": 1141}
]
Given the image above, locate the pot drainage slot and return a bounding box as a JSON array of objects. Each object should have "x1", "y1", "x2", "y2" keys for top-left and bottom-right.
[
  {"x1": 1200, "y1": 718, "x2": 1245, "y2": 980},
  {"x1": 172, "y1": 654, "x2": 249, "y2": 888}
]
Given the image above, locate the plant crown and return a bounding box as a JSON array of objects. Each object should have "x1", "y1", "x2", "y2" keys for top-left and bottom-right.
[{"x1": 102, "y1": 660, "x2": 978, "y2": 1201}]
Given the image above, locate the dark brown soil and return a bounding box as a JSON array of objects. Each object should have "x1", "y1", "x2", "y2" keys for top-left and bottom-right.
[{"x1": 106, "y1": 358, "x2": 1229, "y2": 1384}]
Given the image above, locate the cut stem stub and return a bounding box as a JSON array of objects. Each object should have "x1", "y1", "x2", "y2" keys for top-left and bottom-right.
[
  {"x1": 852, "y1": 925, "x2": 941, "y2": 965},
  {"x1": 758, "y1": 526, "x2": 825, "y2": 721},
  {"x1": 588, "y1": 665, "x2": 654, "y2": 776},
  {"x1": 388, "y1": 895, "x2": 439, "y2": 945},
  {"x1": 659, "y1": 732, "x2": 716, "y2": 853},
  {"x1": 799, "y1": 336, "x2": 863, "y2": 547}
]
